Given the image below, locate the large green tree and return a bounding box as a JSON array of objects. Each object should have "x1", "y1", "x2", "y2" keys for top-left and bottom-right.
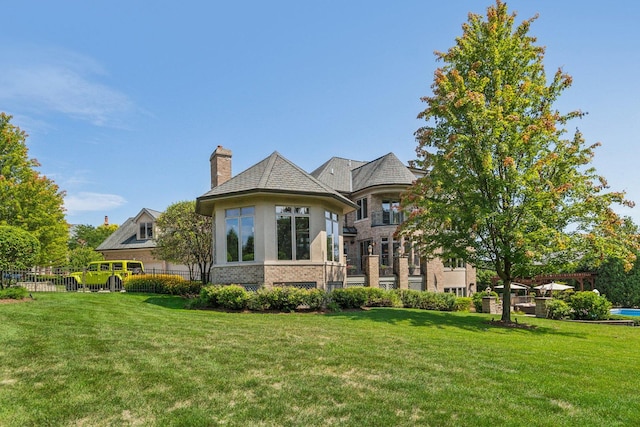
[
  {"x1": 154, "y1": 201, "x2": 213, "y2": 284},
  {"x1": 400, "y1": 1, "x2": 639, "y2": 322},
  {"x1": 0, "y1": 113, "x2": 68, "y2": 266}
]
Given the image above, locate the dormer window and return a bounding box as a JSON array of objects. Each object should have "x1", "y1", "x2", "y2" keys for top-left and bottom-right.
[{"x1": 139, "y1": 222, "x2": 153, "y2": 240}]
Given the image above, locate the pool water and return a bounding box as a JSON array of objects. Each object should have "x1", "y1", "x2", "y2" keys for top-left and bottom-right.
[{"x1": 610, "y1": 308, "x2": 640, "y2": 317}]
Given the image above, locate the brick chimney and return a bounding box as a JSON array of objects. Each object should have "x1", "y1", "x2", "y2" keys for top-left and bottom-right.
[{"x1": 210, "y1": 145, "x2": 232, "y2": 188}]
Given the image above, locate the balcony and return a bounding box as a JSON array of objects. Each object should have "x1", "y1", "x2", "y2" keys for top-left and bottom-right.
[{"x1": 371, "y1": 210, "x2": 404, "y2": 227}]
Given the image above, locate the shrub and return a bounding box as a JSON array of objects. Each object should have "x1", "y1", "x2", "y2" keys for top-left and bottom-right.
[
  {"x1": 196, "y1": 285, "x2": 223, "y2": 307},
  {"x1": 304, "y1": 288, "x2": 326, "y2": 311},
  {"x1": 418, "y1": 292, "x2": 457, "y2": 311},
  {"x1": 0, "y1": 286, "x2": 28, "y2": 300},
  {"x1": 330, "y1": 287, "x2": 368, "y2": 309},
  {"x1": 546, "y1": 299, "x2": 571, "y2": 320},
  {"x1": 394, "y1": 289, "x2": 458, "y2": 311},
  {"x1": 329, "y1": 287, "x2": 400, "y2": 309},
  {"x1": 568, "y1": 291, "x2": 612, "y2": 320},
  {"x1": 455, "y1": 297, "x2": 473, "y2": 312},
  {"x1": 124, "y1": 274, "x2": 201, "y2": 296},
  {"x1": 364, "y1": 287, "x2": 401, "y2": 307},
  {"x1": 216, "y1": 285, "x2": 250, "y2": 310},
  {"x1": 258, "y1": 286, "x2": 307, "y2": 312},
  {"x1": 196, "y1": 286, "x2": 327, "y2": 312},
  {"x1": 394, "y1": 289, "x2": 423, "y2": 308}
]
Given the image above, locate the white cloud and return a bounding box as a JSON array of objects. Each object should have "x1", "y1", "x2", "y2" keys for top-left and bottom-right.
[
  {"x1": 65, "y1": 192, "x2": 127, "y2": 214},
  {"x1": 0, "y1": 45, "x2": 136, "y2": 127}
]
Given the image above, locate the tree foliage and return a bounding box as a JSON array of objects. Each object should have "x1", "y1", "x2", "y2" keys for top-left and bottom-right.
[
  {"x1": 154, "y1": 201, "x2": 213, "y2": 284},
  {"x1": 67, "y1": 247, "x2": 104, "y2": 271},
  {"x1": 399, "y1": 1, "x2": 639, "y2": 322},
  {"x1": 0, "y1": 225, "x2": 40, "y2": 271},
  {"x1": 594, "y1": 253, "x2": 640, "y2": 308},
  {"x1": 0, "y1": 113, "x2": 68, "y2": 266},
  {"x1": 69, "y1": 223, "x2": 118, "y2": 251}
]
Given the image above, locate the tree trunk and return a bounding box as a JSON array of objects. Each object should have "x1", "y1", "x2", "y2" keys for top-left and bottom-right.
[{"x1": 501, "y1": 280, "x2": 512, "y2": 323}]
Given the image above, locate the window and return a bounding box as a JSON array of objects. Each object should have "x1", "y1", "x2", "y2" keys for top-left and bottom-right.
[
  {"x1": 444, "y1": 258, "x2": 466, "y2": 269},
  {"x1": 382, "y1": 200, "x2": 402, "y2": 225},
  {"x1": 325, "y1": 211, "x2": 340, "y2": 262},
  {"x1": 445, "y1": 287, "x2": 467, "y2": 297},
  {"x1": 381, "y1": 237, "x2": 400, "y2": 266},
  {"x1": 276, "y1": 206, "x2": 310, "y2": 260},
  {"x1": 139, "y1": 222, "x2": 153, "y2": 239},
  {"x1": 226, "y1": 207, "x2": 255, "y2": 262},
  {"x1": 356, "y1": 197, "x2": 368, "y2": 220}
]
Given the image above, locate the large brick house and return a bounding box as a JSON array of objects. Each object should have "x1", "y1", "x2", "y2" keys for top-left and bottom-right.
[{"x1": 196, "y1": 146, "x2": 476, "y2": 295}]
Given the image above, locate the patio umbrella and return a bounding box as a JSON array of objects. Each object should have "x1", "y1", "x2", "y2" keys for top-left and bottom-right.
[
  {"x1": 494, "y1": 282, "x2": 529, "y2": 290},
  {"x1": 534, "y1": 282, "x2": 574, "y2": 293}
]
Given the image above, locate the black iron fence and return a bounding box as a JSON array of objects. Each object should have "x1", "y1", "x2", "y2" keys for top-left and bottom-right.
[{"x1": 0, "y1": 268, "x2": 197, "y2": 293}]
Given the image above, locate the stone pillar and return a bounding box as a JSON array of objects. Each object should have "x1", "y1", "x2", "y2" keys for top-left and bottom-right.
[
  {"x1": 535, "y1": 297, "x2": 551, "y2": 318},
  {"x1": 365, "y1": 244, "x2": 379, "y2": 288},
  {"x1": 394, "y1": 255, "x2": 409, "y2": 290},
  {"x1": 482, "y1": 296, "x2": 500, "y2": 314}
]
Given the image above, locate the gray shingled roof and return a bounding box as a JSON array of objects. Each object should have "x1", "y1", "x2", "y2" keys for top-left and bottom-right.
[
  {"x1": 351, "y1": 153, "x2": 416, "y2": 192},
  {"x1": 310, "y1": 157, "x2": 367, "y2": 193},
  {"x1": 96, "y1": 208, "x2": 161, "y2": 251},
  {"x1": 197, "y1": 151, "x2": 356, "y2": 209}
]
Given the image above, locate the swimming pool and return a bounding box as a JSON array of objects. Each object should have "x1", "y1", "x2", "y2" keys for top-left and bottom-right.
[{"x1": 610, "y1": 308, "x2": 640, "y2": 317}]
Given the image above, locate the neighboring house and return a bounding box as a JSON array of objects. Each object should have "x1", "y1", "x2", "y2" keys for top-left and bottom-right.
[
  {"x1": 196, "y1": 146, "x2": 476, "y2": 294},
  {"x1": 96, "y1": 208, "x2": 188, "y2": 273}
]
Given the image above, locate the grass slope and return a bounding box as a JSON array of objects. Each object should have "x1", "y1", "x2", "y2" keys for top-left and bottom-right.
[{"x1": 1, "y1": 293, "x2": 639, "y2": 426}]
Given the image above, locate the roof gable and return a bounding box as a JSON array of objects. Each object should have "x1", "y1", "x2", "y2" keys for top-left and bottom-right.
[
  {"x1": 197, "y1": 152, "x2": 356, "y2": 209},
  {"x1": 97, "y1": 207, "x2": 160, "y2": 251}
]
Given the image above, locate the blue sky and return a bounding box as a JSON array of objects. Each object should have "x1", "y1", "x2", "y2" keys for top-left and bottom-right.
[{"x1": 1, "y1": 1, "x2": 639, "y2": 227}]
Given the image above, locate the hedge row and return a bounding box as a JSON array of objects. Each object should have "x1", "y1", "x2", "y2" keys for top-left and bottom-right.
[
  {"x1": 124, "y1": 274, "x2": 202, "y2": 296},
  {"x1": 545, "y1": 291, "x2": 612, "y2": 320},
  {"x1": 191, "y1": 285, "x2": 471, "y2": 314}
]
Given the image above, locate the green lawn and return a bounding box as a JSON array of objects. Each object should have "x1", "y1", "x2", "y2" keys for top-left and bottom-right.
[{"x1": 1, "y1": 293, "x2": 639, "y2": 426}]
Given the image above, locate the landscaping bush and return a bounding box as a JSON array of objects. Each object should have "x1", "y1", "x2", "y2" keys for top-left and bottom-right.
[
  {"x1": 545, "y1": 299, "x2": 571, "y2": 320},
  {"x1": 215, "y1": 285, "x2": 251, "y2": 310},
  {"x1": 418, "y1": 292, "x2": 457, "y2": 311},
  {"x1": 0, "y1": 286, "x2": 28, "y2": 300},
  {"x1": 304, "y1": 288, "x2": 326, "y2": 311},
  {"x1": 124, "y1": 274, "x2": 201, "y2": 296},
  {"x1": 394, "y1": 289, "x2": 422, "y2": 308},
  {"x1": 254, "y1": 286, "x2": 307, "y2": 311},
  {"x1": 364, "y1": 287, "x2": 402, "y2": 307},
  {"x1": 330, "y1": 287, "x2": 368, "y2": 309},
  {"x1": 568, "y1": 291, "x2": 612, "y2": 320},
  {"x1": 195, "y1": 285, "x2": 222, "y2": 307},
  {"x1": 455, "y1": 297, "x2": 473, "y2": 312},
  {"x1": 198, "y1": 285, "x2": 327, "y2": 312},
  {"x1": 394, "y1": 289, "x2": 458, "y2": 311}
]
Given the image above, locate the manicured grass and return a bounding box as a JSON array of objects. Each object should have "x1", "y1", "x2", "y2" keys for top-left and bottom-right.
[{"x1": 1, "y1": 293, "x2": 639, "y2": 426}]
